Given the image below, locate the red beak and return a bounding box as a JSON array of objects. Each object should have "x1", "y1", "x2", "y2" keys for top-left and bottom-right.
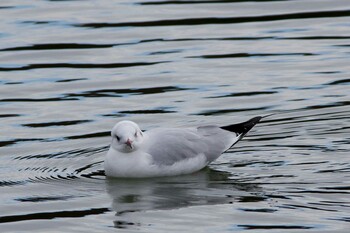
[{"x1": 125, "y1": 138, "x2": 133, "y2": 148}]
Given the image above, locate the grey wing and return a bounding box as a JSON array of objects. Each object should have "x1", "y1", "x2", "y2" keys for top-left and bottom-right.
[
  {"x1": 145, "y1": 126, "x2": 238, "y2": 166},
  {"x1": 197, "y1": 125, "x2": 239, "y2": 161}
]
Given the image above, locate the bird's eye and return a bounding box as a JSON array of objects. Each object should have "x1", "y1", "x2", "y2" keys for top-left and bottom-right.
[
  {"x1": 134, "y1": 132, "x2": 138, "y2": 137},
  {"x1": 115, "y1": 135, "x2": 120, "y2": 141}
]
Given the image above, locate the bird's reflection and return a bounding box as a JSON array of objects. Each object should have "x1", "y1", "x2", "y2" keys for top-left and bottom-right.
[{"x1": 105, "y1": 168, "x2": 263, "y2": 216}]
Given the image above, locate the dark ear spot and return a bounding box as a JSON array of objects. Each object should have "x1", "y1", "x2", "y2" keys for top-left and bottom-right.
[{"x1": 115, "y1": 135, "x2": 120, "y2": 141}]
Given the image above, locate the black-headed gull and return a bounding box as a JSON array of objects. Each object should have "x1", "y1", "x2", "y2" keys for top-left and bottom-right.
[{"x1": 104, "y1": 116, "x2": 262, "y2": 178}]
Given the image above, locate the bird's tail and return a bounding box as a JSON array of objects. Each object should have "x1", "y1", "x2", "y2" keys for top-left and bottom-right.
[
  {"x1": 221, "y1": 116, "x2": 262, "y2": 138},
  {"x1": 221, "y1": 114, "x2": 274, "y2": 149}
]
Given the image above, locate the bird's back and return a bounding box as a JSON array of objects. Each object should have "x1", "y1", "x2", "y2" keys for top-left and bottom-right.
[{"x1": 143, "y1": 126, "x2": 238, "y2": 166}]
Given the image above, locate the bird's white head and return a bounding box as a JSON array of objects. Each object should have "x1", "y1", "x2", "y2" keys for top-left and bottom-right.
[{"x1": 110, "y1": 120, "x2": 144, "y2": 153}]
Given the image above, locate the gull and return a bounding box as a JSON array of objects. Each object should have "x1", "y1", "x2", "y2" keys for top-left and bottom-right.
[{"x1": 104, "y1": 116, "x2": 262, "y2": 178}]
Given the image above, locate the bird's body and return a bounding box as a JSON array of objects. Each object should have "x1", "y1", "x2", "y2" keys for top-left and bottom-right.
[{"x1": 104, "y1": 116, "x2": 262, "y2": 178}]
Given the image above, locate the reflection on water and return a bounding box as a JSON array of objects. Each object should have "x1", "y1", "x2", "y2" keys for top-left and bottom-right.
[
  {"x1": 106, "y1": 169, "x2": 271, "y2": 230},
  {"x1": 106, "y1": 169, "x2": 262, "y2": 215},
  {"x1": 0, "y1": 0, "x2": 350, "y2": 232}
]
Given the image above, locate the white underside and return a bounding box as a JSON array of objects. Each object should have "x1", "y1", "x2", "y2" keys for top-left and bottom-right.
[{"x1": 104, "y1": 148, "x2": 208, "y2": 178}]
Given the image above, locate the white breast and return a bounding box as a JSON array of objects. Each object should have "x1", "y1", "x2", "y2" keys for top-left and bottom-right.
[
  {"x1": 104, "y1": 148, "x2": 152, "y2": 178},
  {"x1": 104, "y1": 148, "x2": 208, "y2": 178}
]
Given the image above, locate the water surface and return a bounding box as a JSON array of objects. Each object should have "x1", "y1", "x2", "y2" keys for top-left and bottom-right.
[{"x1": 0, "y1": 0, "x2": 350, "y2": 232}]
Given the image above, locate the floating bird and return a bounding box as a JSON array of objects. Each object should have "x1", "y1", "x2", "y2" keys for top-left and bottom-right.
[{"x1": 104, "y1": 116, "x2": 262, "y2": 178}]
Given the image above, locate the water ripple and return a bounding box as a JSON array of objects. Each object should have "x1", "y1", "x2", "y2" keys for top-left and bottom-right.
[
  {"x1": 138, "y1": 0, "x2": 291, "y2": 5},
  {"x1": 0, "y1": 61, "x2": 167, "y2": 71},
  {"x1": 0, "y1": 208, "x2": 110, "y2": 224},
  {"x1": 189, "y1": 52, "x2": 316, "y2": 59},
  {"x1": 65, "y1": 86, "x2": 192, "y2": 98},
  {"x1": 197, "y1": 106, "x2": 273, "y2": 116},
  {"x1": 0, "y1": 43, "x2": 115, "y2": 52},
  {"x1": 75, "y1": 10, "x2": 350, "y2": 28},
  {"x1": 22, "y1": 120, "x2": 92, "y2": 128},
  {"x1": 236, "y1": 224, "x2": 315, "y2": 230}
]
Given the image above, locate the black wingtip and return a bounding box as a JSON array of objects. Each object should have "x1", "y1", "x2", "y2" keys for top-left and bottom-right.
[{"x1": 220, "y1": 116, "x2": 262, "y2": 137}]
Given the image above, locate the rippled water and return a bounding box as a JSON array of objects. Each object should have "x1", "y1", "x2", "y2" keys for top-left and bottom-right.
[{"x1": 1, "y1": 0, "x2": 350, "y2": 232}]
